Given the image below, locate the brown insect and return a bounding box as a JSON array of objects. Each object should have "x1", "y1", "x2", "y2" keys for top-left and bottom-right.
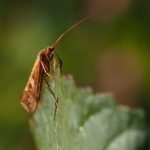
[{"x1": 20, "y1": 13, "x2": 94, "y2": 119}]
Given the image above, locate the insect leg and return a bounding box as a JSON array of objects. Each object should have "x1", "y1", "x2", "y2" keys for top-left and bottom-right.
[
  {"x1": 40, "y1": 60, "x2": 54, "y2": 79},
  {"x1": 44, "y1": 77, "x2": 58, "y2": 121},
  {"x1": 54, "y1": 52, "x2": 63, "y2": 69}
]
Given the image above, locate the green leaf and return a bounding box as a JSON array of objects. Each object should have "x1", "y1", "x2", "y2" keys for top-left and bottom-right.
[{"x1": 31, "y1": 57, "x2": 147, "y2": 150}]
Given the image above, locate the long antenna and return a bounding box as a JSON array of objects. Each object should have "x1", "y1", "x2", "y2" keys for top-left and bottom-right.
[{"x1": 50, "y1": 11, "x2": 95, "y2": 49}]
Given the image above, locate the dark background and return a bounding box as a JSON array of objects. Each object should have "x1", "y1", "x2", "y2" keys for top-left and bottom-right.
[{"x1": 0, "y1": 0, "x2": 150, "y2": 149}]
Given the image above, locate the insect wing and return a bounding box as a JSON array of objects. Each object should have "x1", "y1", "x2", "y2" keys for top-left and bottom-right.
[{"x1": 20, "y1": 56, "x2": 43, "y2": 112}]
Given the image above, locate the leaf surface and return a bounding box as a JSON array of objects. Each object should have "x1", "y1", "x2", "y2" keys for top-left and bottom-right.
[{"x1": 31, "y1": 58, "x2": 147, "y2": 150}]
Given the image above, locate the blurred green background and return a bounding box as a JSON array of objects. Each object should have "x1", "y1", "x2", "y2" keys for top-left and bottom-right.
[{"x1": 0, "y1": 0, "x2": 150, "y2": 149}]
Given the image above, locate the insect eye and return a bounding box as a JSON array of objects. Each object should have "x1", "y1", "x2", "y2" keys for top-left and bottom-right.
[{"x1": 41, "y1": 56, "x2": 47, "y2": 62}]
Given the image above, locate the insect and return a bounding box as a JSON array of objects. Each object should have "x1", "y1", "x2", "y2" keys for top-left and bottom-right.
[{"x1": 20, "y1": 12, "x2": 94, "y2": 120}]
